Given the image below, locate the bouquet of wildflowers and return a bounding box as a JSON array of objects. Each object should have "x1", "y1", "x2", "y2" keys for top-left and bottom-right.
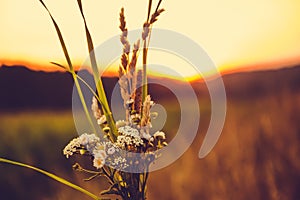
[
  {"x1": 62, "y1": 5, "x2": 167, "y2": 193},
  {"x1": 58, "y1": 1, "x2": 167, "y2": 199},
  {"x1": 40, "y1": 0, "x2": 166, "y2": 199}
]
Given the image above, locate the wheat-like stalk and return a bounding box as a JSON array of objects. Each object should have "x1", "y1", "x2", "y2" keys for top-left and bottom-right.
[
  {"x1": 118, "y1": 8, "x2": 143, "y2": 125},
  {"x1": 141, "y1": 1, "x2": 164, "y2": 105},
  {"x1": 149, "y1": 8, "x2": 165, "y2": 24},
  {"x1": 129, "y1": 39, "x2": 140, "y2": 94},
  {"x1": 141, "y1": 95, "x2": 152, "y2": 127},
  {"x1": 119, "y1": 8, "x2": 130, "y2": 70}
]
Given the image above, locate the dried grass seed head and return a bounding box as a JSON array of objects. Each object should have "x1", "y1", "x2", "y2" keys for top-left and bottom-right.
[
  {"x1": 91, "y1": 96, "x2": 102, "y2": 120},
  {"x1": 150, "y1": 8, "x2": 165, "y2": 24}
]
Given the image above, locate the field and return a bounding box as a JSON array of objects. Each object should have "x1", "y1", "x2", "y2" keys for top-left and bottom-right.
[{"x1": 0, "y1": 66, "x2": 299, "y2": 199}]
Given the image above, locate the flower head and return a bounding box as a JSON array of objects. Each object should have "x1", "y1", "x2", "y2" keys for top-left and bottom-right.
[
  {"x1": 63, "y1": 137, "x2": 81, "y2": 158},
  {"x1": 116, "y1": 126, "x2": 144, "y2": 149},
  {"x1": 93, "y1": 155, "x2": 105, "y2": 169}
]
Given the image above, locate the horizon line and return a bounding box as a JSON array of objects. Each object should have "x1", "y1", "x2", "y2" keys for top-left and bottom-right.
[{"x1": 1, "y1": 59, "x2": 300, "y2": 82}]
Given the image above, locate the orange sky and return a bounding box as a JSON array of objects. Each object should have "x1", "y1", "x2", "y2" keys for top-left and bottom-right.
[{"x1": 1, "y1": 0, "x2": 300, "y2": 79}]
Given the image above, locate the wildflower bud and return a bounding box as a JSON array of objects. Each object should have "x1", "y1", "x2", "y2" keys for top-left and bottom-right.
[
  {"x1": 103, "y1": 126, "x2": 110, "y2": 133},
  {"x1": 153, "y1": 131, "x2": 166, "y2": 140},
  {"x1": 97, "y1": 115, "x2": 107, "y2": 125},
  {"x1": 79, "y1": 149, "x2": 86, "y2": 155}
]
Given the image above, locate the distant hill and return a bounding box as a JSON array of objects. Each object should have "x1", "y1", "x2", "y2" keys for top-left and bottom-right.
[
  {"x1": 220, "y1": 66, "x2": 300, "y2": 100},
  {"x1": 0, "y1": 65, "x2": 74, "y2": 110},
  {"x1": 0, "y1": 65, "x2": 299, "y2": 110}
]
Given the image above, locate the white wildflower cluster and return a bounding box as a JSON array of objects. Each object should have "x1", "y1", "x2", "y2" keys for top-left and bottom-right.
[
  {"x1": 99, "y1": 141, "x2": 128, "y2": 170},
  {"x1": 63, "y1": 133, "x2": 129, "y2": 170},
  {"x1": 109, "y1": 157, "x2": 129, "y2": 169},
  {"x1": 79, "y1": 133, "x2": 100, "y2": 152},
  {"x1": 63, "y1": 137, "x2": 81, "y2": 158},
  {"x1": 63, "y1": 133, "x2": 100, "y2": 159},
  {"x1": 116, "y1": 126, "x2": 144, "y2": 149}
]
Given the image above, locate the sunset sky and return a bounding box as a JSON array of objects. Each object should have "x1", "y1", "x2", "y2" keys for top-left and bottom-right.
[{"x1": 1, "y1": 0, "x2": 300, "y2": 79}]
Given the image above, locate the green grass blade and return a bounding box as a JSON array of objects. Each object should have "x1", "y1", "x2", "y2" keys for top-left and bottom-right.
[
  {"x1": 0, "y1": 157, "x2": 100, "y2": 200},
  {"x1": 50, "y1": 62, "x2": 109, "y2": 114},
  {"x1": 76, "y1": 0, "x2": 117, "y2": 141},
  {"x1": 76, "y1": 0, "x2": 105, "y2": 108},
  {"x1": 39, "y1": 0, "x2": 96, "y2": 133},
  {"x1": 39, "y1": 0, "x2": 73, "y2": 71},
  {"x1": 50, "y1": 62, "x2": 67, "y2": 70}
]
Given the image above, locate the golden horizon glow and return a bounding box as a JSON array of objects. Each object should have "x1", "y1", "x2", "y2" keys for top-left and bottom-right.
[{"x1": 1, "y1": 0, "x2": 300, "y2": 78}]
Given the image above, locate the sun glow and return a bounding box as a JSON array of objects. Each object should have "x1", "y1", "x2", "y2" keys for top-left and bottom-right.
[{"x1": 1, "y1": 0, "x2": 300, "y2": 79}]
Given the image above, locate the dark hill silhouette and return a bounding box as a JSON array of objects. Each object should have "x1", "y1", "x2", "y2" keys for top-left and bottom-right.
[
  {"x1": 221, "y1": 67, "x2": 300, "y2": 100},
  {"x1": 0, "y1": 65, "x2": 74, "y2": 110},
  {"x1": 0, "y1": 64, "x2": 299, "y2": 110}
]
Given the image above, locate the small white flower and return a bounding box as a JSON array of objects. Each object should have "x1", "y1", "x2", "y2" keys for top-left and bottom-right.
[
  {"x1": 93, "y1": 156, "x2": 105, "y2": 169},
  {"x1": 125, "y1": 137, "x2": 132, "y2": 144},
  {"x1": 78, "y1": 133, "x2": 90, "y2": 145}
]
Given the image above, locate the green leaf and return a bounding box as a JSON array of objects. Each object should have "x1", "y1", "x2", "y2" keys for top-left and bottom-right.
[{"x1": 39, "y1": 0, "x2": 73, "y2": 71}]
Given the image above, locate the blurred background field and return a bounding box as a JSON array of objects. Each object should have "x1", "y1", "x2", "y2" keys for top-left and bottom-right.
[{"x1": 0, "y1": 65, "x2": 299, "y2": 199}]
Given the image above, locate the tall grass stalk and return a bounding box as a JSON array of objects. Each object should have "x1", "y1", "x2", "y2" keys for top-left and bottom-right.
[
  {"x1": 142, "y1": 0, "x2": 152, "y2": 104},
  {"x1": 142, "y1": 0, "x2": 164, "y2": 106}
]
